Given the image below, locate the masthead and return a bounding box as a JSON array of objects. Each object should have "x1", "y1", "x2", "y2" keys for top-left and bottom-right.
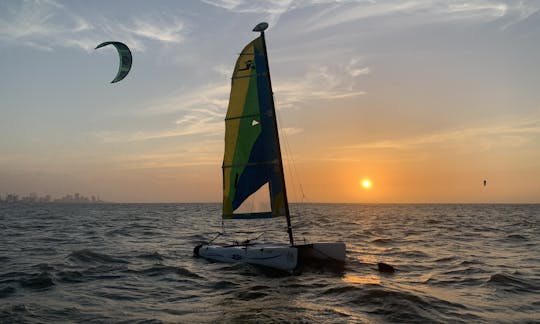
[{"x1": 253, "y1": 22, "x2": 268, "y2": 32}]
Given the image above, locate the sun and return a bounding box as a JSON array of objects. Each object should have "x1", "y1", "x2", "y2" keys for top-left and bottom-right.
[{"x1": 361, "y1": 178, "x2": 372, "y2": 189}]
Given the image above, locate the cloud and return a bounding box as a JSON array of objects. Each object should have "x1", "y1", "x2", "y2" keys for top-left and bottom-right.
[
  {"x1": 294, "y1": 0, "x2": 539, "y2": 33},
  {"x1": 0, "y1": 0, "x2": 187, "y2": 52},
  {"x1": 140, "y1": 83, "x2": 230, "y2": 116},
  {"x1": 94, "y1": 82, "x2": 229, "y2": 143},
  {"x1": 274, "y1": 57, "x2": 368, "y2": 109},
  {"x1": 201, "y1": 0, "x2": 295, "y2": 25},
  {"x1": 112, "y1": 140, "x2": 222, "y2": 170},
  {"x1": 280, "y1": 127, "x2": 303, "y2": 135},
  {"x1": 339, "y1": 117, "x2": 540, "y2": 152},
  {"x1": 124, "y1": 14, "x2": 185, "y2": 44},
  {"x1": 95, "y1": 114, "x2": 223, "y2": 143},
  {"x1": 0, "y1": 0, "x2": 93, "y2": 51}
]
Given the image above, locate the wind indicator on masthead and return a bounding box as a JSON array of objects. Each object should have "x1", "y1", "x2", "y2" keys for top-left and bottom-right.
[{"x1": 253, "y1": 22, "x2": 269, "y2": 32}]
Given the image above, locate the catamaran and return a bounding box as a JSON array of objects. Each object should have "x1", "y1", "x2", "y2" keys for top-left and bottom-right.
[{"x1": 194, "y1": 22, "x2": 345, "y2": 273}]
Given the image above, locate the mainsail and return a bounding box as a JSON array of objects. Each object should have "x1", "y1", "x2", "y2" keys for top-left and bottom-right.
[{"x1": 222, "y1": 33, "x2": 289, "y2": 222}]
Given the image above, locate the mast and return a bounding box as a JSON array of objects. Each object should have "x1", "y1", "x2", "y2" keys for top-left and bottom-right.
[{"x1": 253, "y1": 22, "x2": 294, "y2": 246}]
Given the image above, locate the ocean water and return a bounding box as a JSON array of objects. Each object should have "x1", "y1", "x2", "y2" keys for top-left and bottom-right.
[{"x1": 0, "y1": 203, "x2": 539, "y2": 323}]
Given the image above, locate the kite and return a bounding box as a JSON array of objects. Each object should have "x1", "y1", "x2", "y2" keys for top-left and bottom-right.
[{"x1": 95, "y1": 41, "x2": 132, "y2": 83}]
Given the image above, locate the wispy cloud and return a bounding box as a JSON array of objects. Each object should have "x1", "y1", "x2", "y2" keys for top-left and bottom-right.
[
  {"x1": 124, "y1": 14, "x2": 185, "y2": 44},
  {"x1": 280, "y1": 127, "x2": 303, "y2": 135},
  {"x1": 112, "y1": 140, "x2": 222, "y2": 170},
  {"x1": 339, "y1": 117, "x2": 540, "y2": 152},
  {"x1": 94, "y1": 82, "x2": 229, "y2": 143},
  {"x1": 294, "y1": 0, "x2": 539, "y2": 33},
  {"x1": 202, "y1": 0, "x2": 295, "y2": 25},
  {"x1": 0, "y1": 0, "x2": 92, "y2": 51},
  {"x1": 275, "y1": 57, "x2": 368, "y2": 109},
  {"x1": 95, "y1": 120, "x2": 222, "y2": 144},
  {"x1": 140, "y1": 83, "x2": 230, "y2": 116},
  {"x1": 0, "y1": 0, "x2": 187, "y2": 52},
  {"x1": 95, "y1": 111, "x2": 223, "y2": 143}
]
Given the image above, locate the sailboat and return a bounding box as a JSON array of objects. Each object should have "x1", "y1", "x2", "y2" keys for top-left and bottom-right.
[{"x1": 194, "y1": 22, "x2": 346, "y2": 272}]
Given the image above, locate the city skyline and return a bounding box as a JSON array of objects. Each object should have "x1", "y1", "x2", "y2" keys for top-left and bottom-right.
[
  {"x1": 1, "y1": 1, "x2": 539, "y2": 203},
  {"x1": 0, "y1": 192, "x2": 104, "y2": 203}
]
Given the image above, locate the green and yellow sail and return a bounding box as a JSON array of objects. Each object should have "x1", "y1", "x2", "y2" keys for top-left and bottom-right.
[{"x1": 222, "y1": 36, "x2": 286, "y2": 219}]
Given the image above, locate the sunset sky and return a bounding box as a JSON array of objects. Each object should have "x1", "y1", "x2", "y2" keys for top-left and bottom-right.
[{"x1": 1, "y1": 0, "x2": 539, "y2": 203}]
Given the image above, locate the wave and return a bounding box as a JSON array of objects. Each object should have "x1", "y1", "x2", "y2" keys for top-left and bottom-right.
[
  {"x1": 505, "y1": 234, "x2": 528, "y2": 241},
  {"x1": 318, "y1": 256, "x2": 481, "y2": 320},
  {"x1": 424, "y1": 276, "x2": 485, "y2": 287},
  {"x1": 443, "y1": 266, "x2": 490, "y2": 276},
  {"x1": 55, "y1": 270, "x2": 85, "y2": 283},
  {"x1": 0, "y1": 304, "x2": 32, "y2": 322},
  {"x1": 232, "y1": 285, "x2": 272, "y2": 301},
  {"x1": 387, "y1": 250, "x2": 430, "y2": 259},
  {"x1": 434, "y1": 256, "x2": 458, "y2": 263},
  {"x1": 459, "y1": 259, "x2": 487, "y2": 267},
  {"x1": 371, "y1": 238, "x2": 393, "y2": 244},
  {"x1": 67, "y1": 249, "x2": 129, "y2": 264},
  {"x1": 136, "y1": 252, "x2": 164, "y2": 261},
  {"x1": 211, "y1": 280, "x2": 238, "y2": 290},
  {"x1": 347, "y1": 287, "x2": 476, "y2": 323},
  {"x1": 19, "y1": 272, "x2": 55, "y2": 290},
  {"x1": 79, "y1": 265, "x2": 127, "y2": 280},
  {"x1": 132, "y1": 265, "x2": 202, "y2": 279},
  {"x1": 0, "y1": 286, "x2": 16, "y2": 298},
  {"x1": 105, "y1": 228, "x2": 133, "y2": 237},
  {"x1": 487, "y1": 273, "x2": 539, "y2": 293},
  {"x1": 323, "y1": 284, "x2": 361, "y2": 295},
  {"x1": 234, "y1": 290, "x2": 268, "y2": 300}
]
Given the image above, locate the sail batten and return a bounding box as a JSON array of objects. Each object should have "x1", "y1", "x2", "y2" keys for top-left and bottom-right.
[
  {"x1": 223, "y1": 160, "x2": 279, "y2": 169},
  {"x1": 225, "y1": 113, "x2": 262, "y2": 121},
  {"x1": 231, "y1": 73, "x2": 268, "y2": 80}
]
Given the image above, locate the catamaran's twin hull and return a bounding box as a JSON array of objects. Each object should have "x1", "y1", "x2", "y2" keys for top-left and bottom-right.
[{"x1": 194, "y1": 242, "x2": 345, "y2": 272}]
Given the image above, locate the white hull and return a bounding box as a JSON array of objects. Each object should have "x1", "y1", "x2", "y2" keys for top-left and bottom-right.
[
  {"x1": 195, "y1": 243, "x2": 298, "y2": 271},
  {"x1": 194, "y1": 242, "x2": 345, "y2": 272}
]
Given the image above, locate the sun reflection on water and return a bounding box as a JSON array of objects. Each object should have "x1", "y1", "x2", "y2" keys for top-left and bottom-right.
[{"x1": 343, "y1": 274, "x2": 381, "y2": 285}]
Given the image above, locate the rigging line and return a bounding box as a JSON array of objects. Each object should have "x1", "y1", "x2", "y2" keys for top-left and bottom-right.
[
  {"x1": 275, "y1": 106, "x2": 308, "y2": 204},
  {"x1": 274, "y1": 109, "x2": 297, "y2": 203},
  {"x1": 221, "y1": 218, "x2": 225, "y2": 235},
  {"x1": 208, "y1": 232, "x2": 222, "y2": 244},
  {"x1": 277, "y1": 111, "x2": 302, "y2": 204},
  {"x1": 244, "y1": 231, "x2": 266, "y2": 243}
]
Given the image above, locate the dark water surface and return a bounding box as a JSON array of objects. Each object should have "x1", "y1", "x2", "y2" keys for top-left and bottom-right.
[{"x1": 1, "y1": 203, "x2": 539, "y2": 323}]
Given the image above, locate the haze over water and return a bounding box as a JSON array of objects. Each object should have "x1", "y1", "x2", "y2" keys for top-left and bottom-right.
[{"x1": 1, "y1": 203, "x2": 538, "y2": 323}]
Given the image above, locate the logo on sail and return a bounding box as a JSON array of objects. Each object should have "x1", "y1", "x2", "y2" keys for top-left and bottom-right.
[{"x1": 238, "y1": 60, "x2": 255, "y2": 71}]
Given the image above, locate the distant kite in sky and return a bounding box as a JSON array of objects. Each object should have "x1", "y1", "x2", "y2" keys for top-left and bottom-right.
[{"x1": 95, "y1": 41, "x2": 132, "y2": 83}]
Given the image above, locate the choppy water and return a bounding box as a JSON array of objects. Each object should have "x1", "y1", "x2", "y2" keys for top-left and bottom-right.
[{"x1": 1, "y1": 203, "x2": 539, "y2": 323}]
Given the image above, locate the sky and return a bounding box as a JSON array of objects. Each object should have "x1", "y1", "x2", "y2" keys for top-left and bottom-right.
[{"x1": 1, "y1": 0, "x2": 539, "y2": 203}]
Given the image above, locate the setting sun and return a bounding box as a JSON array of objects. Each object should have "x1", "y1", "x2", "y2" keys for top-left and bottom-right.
[{"x1": 361, "y1": 179, "x2": 372, "y2": 189}]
